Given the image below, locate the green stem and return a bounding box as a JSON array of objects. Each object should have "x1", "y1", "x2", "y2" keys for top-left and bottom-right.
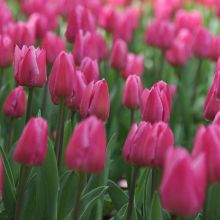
[
  {"x1": 158, "y1": 51, "x2": 165, "y2": 80},
  {"x1": 54, "y1": 98, "x2": 65, "y2": 168},
  {"x1": 72, "y1": 173, "x2": 85, "y2": 220},
  {"x1": 127, "y1": 166, "x2": 139, "y2": 220},
  {"x1": 14, "y1": 165, "x2": 31, "y2": 220},
  {"x1": 151, "y1": 168, "x2": 161, "y2": 199},
  {"x1": 5, "y1": 117, "x2": 14, "y2": 153},
  {"x1": 171, "y1": 214, "x2": 177, "y2": 220},
  {"x1": 0, "y1": 68, "x2": 3, "y2": 87},
  {"x1": 70, "y1": 110, "x2": 75, "y2": 131},
  {"x1": 25, "y1": 87, "x2": 34, "y2": 124},
  {"x1": 130, "y1": 110, "x2": 135, "y2": 126}
]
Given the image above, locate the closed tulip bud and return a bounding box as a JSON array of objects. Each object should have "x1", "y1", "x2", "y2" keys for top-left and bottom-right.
[
  {"x1": 65, "y1": 116, "x2": 106, "y2": 174},
  {"x1": 41, "y1": 31, "x2": 65, "y2": 64},
  {"x1": 213, "y1": 111, "x2": 220, "y2": 126},
  {"x1": 65, "y1": 5, "x2": 96, "y2": 43},
  {"x1": 14, "y1": 45, "x2": 47, "y2": 88},
  {"x1": 203, "y1": 63, "x2": 220, "y2": 120},
  {"x1": 123, "y1": 121, "x2": 174, "y2": 167},
  {"x1": 66, "y1": 70, "x2": 87, "y2": 110},
  {"x1": 193, "y1": 27, "x2": 213, "y2": 59},
  {"x1": 141, "y1": 81, "x2": 172, "y2": 123},
  {"x1": 110, "y1": 39, "x2": 128, "y2": 71},
  {"x1": 3, "y1": 86, "x2": 26, "y2": 118},
  {"x1": 80, "y1": 79, "x2": 110, "y2": 121},
  {"x1": 0, "y1": 2, "x2": 13, "y2": 33},
  {"x1": 174, "y1": 10, "x2": 203, "y2": 34},
  {"x1": 160, "y1": 147, "x2": 207, "y2": 217},
  {"x1": 14, "y1": 117, "x2": 48, "y2": 166},
  {"x1": 0, "y1": 155, "x2": 2, "y2": 201},
  {"x1": 48, "y1": 51, "x2": 75, "y2": 101},
  {"x1": 122, "y1": 75, "x2": 143, "y2": 109},
  {"x1": 192, "y1": 124, "x2": 220, "y2": 183},
  {"x1": 80, "y1": 57, "x2": 99, "y2": 83},
  {"x1": 121, "y1": 53, "x2": 144, "y2": 79},
  {"x1": 144, "y1": 20, "x2": 174, "y2": 50},
  {"x1": 165, "y1": 29, "x2": 193, "y2": 66},
  {"x1": 0, "y1": 34, "x2": 14, "y2": 67},
  {"x1": 210, "y1": 36, "x2": 220, "y2": 61}
]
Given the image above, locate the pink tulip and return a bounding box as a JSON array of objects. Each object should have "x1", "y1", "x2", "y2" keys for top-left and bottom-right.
[
  {"x1": 41, "y1": 31, "x2": 66, "y2": 64},
  {"x1": 121, "y1": 53, "x2": 144, "y2": 79},
  {"x1": 3, "y1": 86, "x2": 26, "y2": 118},
  {"x1": 160, "y1": 147, "x2": 207, "y2": 216},
  {"x1": 80, "y1": 79, "x2": 110, "y2": 121},
  {"x1": 210, "y1": 36, "x2": 220, "y2": 61},
  {"x1": 65, "y1": 116, "x2": 106, "y2": 174},
  {"x1": 48, "y1": 51, "x2": 75, "y2": 101},
  {"x1": 14, "y1": 45, "x2": 46, "y2": 88},
  {"x1": 14, "y1": 117, "x2": 48, "y2": 166},
  {"x1": 110, "y1": 38, "x2": 128, "y2": 71},
  {"x1": 122, "y1": 75, "x2": 143, "y2": 109},
  {"x1": 141, "y1": 81, "x2": 172, "y2": 123},
  {"x1": 123, "y1": 121, "x2": 174, "y2": 167}
]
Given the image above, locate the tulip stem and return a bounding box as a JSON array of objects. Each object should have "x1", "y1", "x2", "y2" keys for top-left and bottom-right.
[
  {"x1": 171, "y1": 214, "x2": 176, "y2": 220},
  {"x1": 72, "y1": 172, "x2": 85, "y2": 220},
  {"x1": 127, "y1": 166, "x2": 139, "y2": 220},
  {"x1": 158, "y1": 51, "x2": 165, "y2": 80},
  {"x1": 55, "y1": 98, "x2": 65, "y2": 168},
  {"x1": 5, "y1": 117, "x2": 14, "y2": 153},
  {"x1": 70, "y1": 110, "x2": 76, "y2": 131},
  {"x1": 25, "y1": 87, "x2": 34, "y2": 124},
  {"x1": 130, "y1": 110, "x2": 135, "y2": 126},
  {"x1": 14, "y1": 165, "x2": 30, "y2": 220}
]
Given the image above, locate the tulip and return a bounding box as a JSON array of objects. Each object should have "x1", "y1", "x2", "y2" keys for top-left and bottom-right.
[
  {"x1": 192, "y1": 124, "x2": 220, "y2": 183},
  {"x1": 3, "y1": 86, "x2": 26, "y2": 118},
  {"x1": 80, "y1": 79, "x2": 110, "y2": 121},
  {"x1": 65, "y1": 116, "x2": 106, "y2": 173},
  {"x1": 48, "y1": 51, "x2": 75, "y2": 101},
  {"x1": 123, "y1": 121, "x2": 174, "y2": 167},
  {"x1": 144, "y1": 20, "x2": 174, "y2": 50},
  {"x1": 80, "y1": 57, "x2": 99, "y2": 83},
  {"x1": 213, "y1": 111, "x2": 220, "y2": 126},
  {"x1": 14, "y1": 45, "x2": 47, "y2": 88},
  {"x1": 122, "y1": 75, "x2": 143, "y2": 109},
  {"x1": 65, "y1": 5, "x2": 96, "y2": 43},
  {"x1": 210, "y1": 36, "x2": 220, "y2": 61},
  {"x1": 165, "y1": 29, "x2": 193, "y2": 66},
  {"x1": 160, "y1": 147, "x2": 207, "y2": 216},
  {"x1": 0, "y1": 34, "x2": 14, "y2": 67},
  {"x1": 193, "y1": 27, "x2": 213, "y2": 59},
  {"x1": 203, "y1": 62, "x2": 220, "y2": 120},
  {"x1": 14, "y1": 117, "x2": 48, "y2": 166},
  {"x1": 141, "y1": 81, "x2": 172, "y2": 123},
  {"x1": 41, "y1": 31, "x2": 66, "y2": 64},
  {"x1": 121, "y1": 53, "x2": 144, "y2": 80},
  {"x1": 110, "y1": 39, "x2": 128, "y2": 71},
  {"x1": 0, "y1": 155, "x2": 3, "y2": 201}
]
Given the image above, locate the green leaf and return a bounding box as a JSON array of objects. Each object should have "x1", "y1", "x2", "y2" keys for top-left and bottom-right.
[
  {"x1": 108, "y1": 180, "x2": 128, "y2": 211},
  {"x1": 149, "y1": 192, "x2": 163, "y2": 220},
  {"x1": 0, "y1": 146, "x2": 16, "y2": 218}
]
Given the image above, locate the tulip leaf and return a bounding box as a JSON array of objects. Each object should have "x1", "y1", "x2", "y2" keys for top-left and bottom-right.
[
  {"x1": 0, "y1": 145, "x2": 16, "y2": 218},
  {"x1": 35, "y1": 140, "x2": 59, "y2": 220},
  {"x1": 149, "y1": 192, "x2": 163, "y2": 220},
  {"x1": 109, "y1": 203, "x2": 128, "y2": 220},
  {"x1": 107, "y1": 180, "x2": 128, "y2": 211}
]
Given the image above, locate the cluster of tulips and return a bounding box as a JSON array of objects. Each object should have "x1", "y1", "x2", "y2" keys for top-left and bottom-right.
[{"x1": 1, "y1": 0, "x2": 220, "y2": 220}]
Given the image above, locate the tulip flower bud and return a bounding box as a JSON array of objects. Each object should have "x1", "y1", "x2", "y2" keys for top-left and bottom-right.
[
  {"x1": 0, "y1": 155, "x2": 3, "y2": 201},
  {"x1": 141, "y1": 81, "x2": 172, "y2": 123},
  {"x1": 65, "y1": 116, "x2": 106, "y2": 174},
  {"x1": 193, "y1": 27, "x2": 213, "y2": 59},
  {"x1": 14, "y1": 117, "x2": 48, "y2": 166},
  {"x1": 66, "y1": 70, "x2": 87, "y2": 110},
  {"x1": 122, "y1": 75, "x2": 143, "y2": 109},
  {"x1": 160, "y1": 147, "x2": 207, "y2": 217},
  {"x1": 203, "y1": 62, "x2": 220, "y2": 120},
  {"x1": 123, "y1": 121, "x2": 174, "y2": 167},
  {"x1": 110, "y1": 39, "x2": 128, "y2": 71},
  {"x1": 14, "y1": 45, "x2": 47, "y2": 88},
  {"x1": 210, "y1": 36, "x2": 220, "y2": 61},
  {"x1": 192, "y1": 124, "x2": 220, "y2": 183},
  {"x1": 165, "y1": 29, "x2": 193, "y2": 66},
  {"x1": 121, "y1": 53, "x2": 144, "y2": 80},
  {"x1": 174, "y1": 10, "x2": 202, "y2": 34},
  {"x1": 0, "y1": 2, "x2": 13, "y2": 34},
  {"x1": 80, "y1": 79, "x2": 110, "y2": 121},
  {"x1": 65, "y1": 5, "x2": 96, "y2": 43},
  {"x1": 144, "y1": 20, "x2": 174, "y2": 50},
  {"x1": 3, "y1": 86, "x2": 26, "y2": 118},
  {"x1": 213, "y1": 111, "x2": 220, "y2": 126},
  {"x1": 48, "y1": 51, "x2": 75, "y2": 101},
  {"x1": 0, "y1": 34, "x2": 14, "y2": 67},
  {"x1": 80, "y1": 57, "x2": 99, "y2": 83},
  {"x1": 41, "y1": 31, "x2": 66, "y2": 64}
]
